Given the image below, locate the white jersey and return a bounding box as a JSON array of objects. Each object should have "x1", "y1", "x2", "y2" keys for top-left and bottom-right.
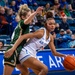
[
  {"x1": 24, "y1": 28, "x2": 50, "y2": 54},
  {"x1": 19, "y1": 28, "x2": 51, "y2": 63}
]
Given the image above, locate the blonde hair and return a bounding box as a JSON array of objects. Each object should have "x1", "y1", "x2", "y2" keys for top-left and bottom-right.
[
  {"x1": 17, "y1": 4, "x2": 31, "y2": 19},
  {"x1": 16, "y1": 4, "x2": 31, "y2": 36}
]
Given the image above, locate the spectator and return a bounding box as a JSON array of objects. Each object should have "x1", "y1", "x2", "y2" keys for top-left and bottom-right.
[
  {"x1": 59, "y1": 18, "x2": 69, "y2": 31},
  {"x1": 68, "y1": 4, "x2": 75, "y2": 12},
  {"x1": 27, "y1": 0, "x2": 38, "y2": 10},
  {"x1": 0, "y1": 7, "x2": 9, "y2": 35},
  {"x1": 53, "y1": 0, "x2": 60, "y2": 15},
  {"x1": 68, "y1": 34, "x2": 75, "y2": 48},
  {"x1": 0, "y1": 40, "x2": 4, "y2": 49},
  {"x1": 66, "y1": 29, "x2": 72, "y2": 36},
  {"x1": 56, "y1": 29, "x2": 73, "y2": 48},
  {"x1": 54, "y1": 0, "x2": 60, "y2": 6},
  {"x1": 63, "y1": 4, "x2": 71, "y2": 17},
  {"x1": 33, "y1": 11, "x2": 45, "y2": 31},
  {"x1": 58, "y1": 6, "x2": 67, "y2": 18},
  {"x1": 12, "y1": 15, "x2": 19, "y2": 31},
  {"x1": 54, "y1": 23, "x2": 60, "y2": 34},
  {"x1": 15, "y1": 0, "x2": 25, "y2": 11},
  {"x1": 43, "y1": 3, "x2": 51, "y2": 13},
  {"x1": 9, "y1": 0, "x2": 17, "y2": 13},
  {"x1": 6, "y1": 8, "x2": 14, "y2": 36},
  {"x1": 60, "y1": 0, "x2": 68, "y2": 8}
]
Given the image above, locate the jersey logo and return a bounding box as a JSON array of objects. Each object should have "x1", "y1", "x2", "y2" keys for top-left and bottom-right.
[
  {"x1": 39, "y1": 41, "x2": 47, "y2": 46},
  {"x1": 11, "y1": 60, "x2": 14, "y2": 63}
]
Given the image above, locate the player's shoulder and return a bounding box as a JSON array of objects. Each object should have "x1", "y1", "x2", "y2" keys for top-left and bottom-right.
[{"x1": 35, "y1": 27, "x2": 45, "y2": 34}]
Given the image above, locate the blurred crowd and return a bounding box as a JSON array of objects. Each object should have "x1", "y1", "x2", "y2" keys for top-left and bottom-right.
[{"x1": 0, "y1": 0, "x2": 75, "y2": 49}]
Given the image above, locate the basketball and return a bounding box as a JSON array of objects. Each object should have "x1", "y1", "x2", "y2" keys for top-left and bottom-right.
[{"x1": 63, "y1": 55, "x2": 75, "y2": 71}]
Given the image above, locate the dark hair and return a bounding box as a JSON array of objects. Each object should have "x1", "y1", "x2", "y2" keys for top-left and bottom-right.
[{"x1": 46, "y1": 11, "x2": 53, "y2": 19}]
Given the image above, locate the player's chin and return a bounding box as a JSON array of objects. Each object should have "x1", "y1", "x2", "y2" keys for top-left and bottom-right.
[
  {"x1": 51, "y1": 29, "x2": 55, "y2": 32},
  {"x1": 48, "y1": 28, "x2": 55, "y2": 32}
]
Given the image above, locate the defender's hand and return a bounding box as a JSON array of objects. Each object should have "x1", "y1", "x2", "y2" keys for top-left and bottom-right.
[{"x1": 4, "y1": 48, "x2": 15, "y2": 58}]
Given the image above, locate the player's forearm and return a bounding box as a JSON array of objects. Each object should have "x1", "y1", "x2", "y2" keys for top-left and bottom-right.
[
  {"x1": 53, "y1": 52, "x2": 66, "y2": 57},
  {"x1": 13, "y1": 36, "x2": 24, "y2": 51},
  {"x1": 24, "y1": 12, "x2": 37, "y2": 24}
]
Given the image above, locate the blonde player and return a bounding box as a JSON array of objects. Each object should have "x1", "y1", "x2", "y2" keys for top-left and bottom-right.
[{"x1": 3, "y1": 4, "x2": 43, "y2": 75}]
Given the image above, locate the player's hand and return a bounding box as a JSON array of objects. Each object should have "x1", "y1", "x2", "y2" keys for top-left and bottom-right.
[
  {"x1": 36, "y1": 7, "x2": 43, "y2": 14},
  {"x1": 4, "y1": 48, "x2": 15, "y2": 58},
  {"x1": 64, "y1": 54, "x2": 73, "y2": 58},
  {"x1": 62, "y1": 54, "x2": 68, "y2": 58}
]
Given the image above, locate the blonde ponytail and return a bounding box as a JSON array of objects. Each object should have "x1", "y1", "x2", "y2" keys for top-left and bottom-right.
[{"x1": 18, "y1": 4, "x2": 31, "y2": 19}]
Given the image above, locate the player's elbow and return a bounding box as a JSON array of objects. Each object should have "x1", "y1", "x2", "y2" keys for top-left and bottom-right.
[
  {"x1": 19, "y1": 35, "x2": 25, "y2": 41},
  {"x1": 52, "y1": 52, "x2": 58, "y2": 56}
]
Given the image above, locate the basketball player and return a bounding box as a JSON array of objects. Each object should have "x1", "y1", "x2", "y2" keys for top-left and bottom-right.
[
  {"x1": 3, "y1": 4, "x2": 43, "y2": 75},
  {"x1": 4, "y1": 18, "x2": 66, "y2": 75}
]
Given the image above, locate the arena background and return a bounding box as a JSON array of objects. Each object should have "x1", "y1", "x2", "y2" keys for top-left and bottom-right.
[{"x1": 0, "y1": 0, "x2": 75, "y2": 75}]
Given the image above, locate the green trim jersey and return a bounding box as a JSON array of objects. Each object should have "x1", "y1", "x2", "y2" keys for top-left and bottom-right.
[
  {"x1": 4, "y1": 20, "x2": 30, "y2": 67},
  {"x1": 11, "y1": 20, "x2": 29, "y2": 44},
  {"x1": 10, "y1": 20, "x2": 29, "y2": 53}
]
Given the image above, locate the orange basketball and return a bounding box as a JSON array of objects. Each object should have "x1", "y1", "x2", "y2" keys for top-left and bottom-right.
[{"x1": 63, "y1": 55, "x2": 75, "y2": 71}]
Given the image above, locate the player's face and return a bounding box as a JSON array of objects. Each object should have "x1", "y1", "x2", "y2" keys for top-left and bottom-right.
[
  {"x1": 46, "y1": 19, "x2": 56, "y2": 32},
  {"x1": 25, "y1": 11, "x2": 31, "y2": 19},
  {"x1": 22, "y1": 11, "x2": 31, "y2": 20},
  {"x1": 0, "y1": 42, "x2": 3, "y2": 49}
]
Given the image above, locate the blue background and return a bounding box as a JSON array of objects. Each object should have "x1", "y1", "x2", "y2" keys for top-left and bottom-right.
[{"x1": 0, "y1": 48, "x2": 75, "y2": 74}]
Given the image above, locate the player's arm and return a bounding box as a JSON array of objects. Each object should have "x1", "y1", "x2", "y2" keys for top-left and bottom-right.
[
  {"x1": 4, "y1": 29, "x2": 44, "y2": 57},
  {"x1": 24, "y1": 7, "x2": 43, "y2": 24},
  {"x1": 12, "y1": 29, "x2": 44, "y2": 50},
  {"x1": 48, "y1": 34, "x2": 66, "y2": 57}
]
